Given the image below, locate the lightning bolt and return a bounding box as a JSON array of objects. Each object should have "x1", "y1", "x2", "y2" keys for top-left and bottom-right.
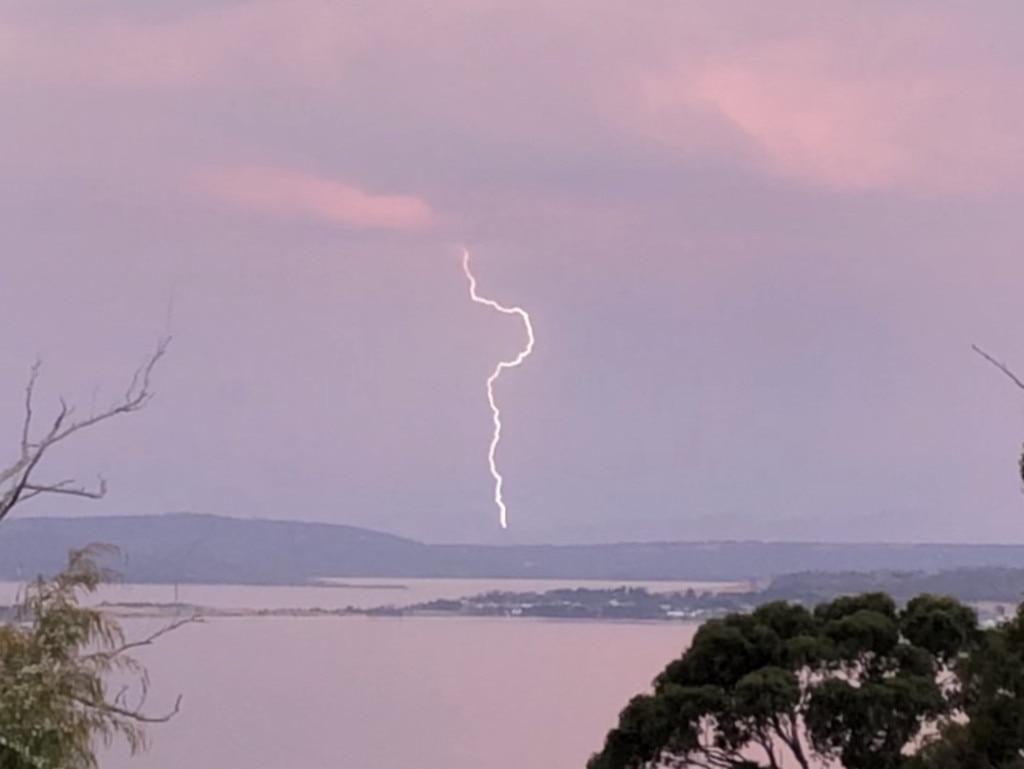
[{"x1": 461, "y1": 248, "x2": 535, "y2": 529}]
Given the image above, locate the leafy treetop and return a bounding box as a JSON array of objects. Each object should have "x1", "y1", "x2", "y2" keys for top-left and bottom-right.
[{"x1": 588, "y1": 593, "x2": 979, "y2": 769}]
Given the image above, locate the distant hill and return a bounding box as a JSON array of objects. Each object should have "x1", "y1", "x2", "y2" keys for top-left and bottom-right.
[{"x1": 2, "y1": 513, "x2": 1024, "y2": 585}]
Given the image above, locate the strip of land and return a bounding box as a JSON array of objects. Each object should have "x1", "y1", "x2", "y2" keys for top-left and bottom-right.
[
  {"x1": 6, "y1": 513, "x2": 1024, "y2": 584},
  {"x1": 84, "y1": 571, "x2": 1021, "y2": 626}
]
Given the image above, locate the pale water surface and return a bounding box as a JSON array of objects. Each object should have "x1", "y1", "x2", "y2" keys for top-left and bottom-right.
[{"x1": 3, "y1": 582, "x2": 699, "y2": 769}]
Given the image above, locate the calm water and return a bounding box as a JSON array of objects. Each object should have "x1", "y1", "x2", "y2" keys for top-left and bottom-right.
[{"x1": 3, "y1": 582, "x2": 700, "y2": 769}]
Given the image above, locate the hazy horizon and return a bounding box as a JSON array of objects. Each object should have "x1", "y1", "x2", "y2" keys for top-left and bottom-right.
[
  {"x1": 3, "y1": 2, "x2": 1024, "y2": 545},
  {"x1": 16, "y1": 509, "x2": 1024, "y2": 548}
]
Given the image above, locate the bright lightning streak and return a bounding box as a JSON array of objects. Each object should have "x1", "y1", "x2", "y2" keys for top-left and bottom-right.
[{"x1": 461, "y1": 248, "x2": 535, "y2": 529}]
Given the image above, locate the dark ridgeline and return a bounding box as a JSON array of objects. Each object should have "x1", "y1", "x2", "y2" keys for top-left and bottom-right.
[{"x1": 4, "y1": 512, "x2": 1024, "y2": 585}]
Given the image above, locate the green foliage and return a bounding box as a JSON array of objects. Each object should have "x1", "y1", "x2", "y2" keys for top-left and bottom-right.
[
  {"x1": 901, "y1": 594, "x2": 980, "y2": 663},
  {"x1": 918, "y1": 603, "x2": 1024, "y2": 768},
  {"x1": 589, "y1": 592, "x2": 980, "y2": 769},
  {"x1": 0, "y1": 546, "x2": 175, "y2": 769},
  {"x1": 905, "y1": 602, "x2": 1024, "y2": 768}
]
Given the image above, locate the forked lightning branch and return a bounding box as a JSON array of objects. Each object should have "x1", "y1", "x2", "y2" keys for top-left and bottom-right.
[{"x1": 460, "y1": 249, "x2": 535, "y2": 529}]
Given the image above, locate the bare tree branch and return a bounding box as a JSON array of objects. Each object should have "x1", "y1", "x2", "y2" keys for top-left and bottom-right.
[
  {"x1": 0, "y1": 337, "x2": 169, "y2": 525},
  {"x1": 75, "y1": 693, "x2": 184, "y2": 724},
  {"x1": 18, "y1": 477, "x2": 108, "y2": 503},
  {"x1": 106, "y1": 615, "x2": 199, "y2": 721},
  {"x1": 74, "y1": 613, "x2": 200, "y2": 726},
  {"x1": 973, "y1": 344, "x2": 1024, "y2": 391},
  {"x1": 106, "y1": 614, "x2": 202, "y2": 658},
  {"x1": 20, "y1": 361, "x2": 39, "y2": 452},
  {"x1": 112, "y1": 684, "x2": 131, "y2": 709},
  {"x1": 974, "y1": 344, "x2": 1024, "y2": 489}
]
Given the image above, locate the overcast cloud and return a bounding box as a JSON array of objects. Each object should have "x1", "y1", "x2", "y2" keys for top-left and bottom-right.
[{"x1": 2, "y1": 1, "x2": 1023, "y2": 544}]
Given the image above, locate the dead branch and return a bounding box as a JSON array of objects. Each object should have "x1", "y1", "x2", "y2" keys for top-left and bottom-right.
[
  {"x1": 20, "y1": 361, "x2": 39, "y2": 453},
  {"x1": 0, "y1": 338, "x2": 169, "y2": 525},
  {"x1": 18, "y1": 477, "x2": 108, "y2": 503},
  {"x1": 82, "y1": 613, "x2": 203, "y2": 669},
  {"x1": 83, "y1": 613, "x2": 201, "y2": 724},
  {"x1": 974, "y1": 344, "x2": 1024, "y2": 488},
  {"x1": 107, "y1": 613, "x2": 202, "y2": 657},
  {"x1": 106, "y1": 693, "x2": 183, "y2": 724},
  {"x1": 74, "y1": 692, "x2": 184, "y2": 725},
  {"x1": 973, "y1": 344, "x2": 1024, "y2": 391}
]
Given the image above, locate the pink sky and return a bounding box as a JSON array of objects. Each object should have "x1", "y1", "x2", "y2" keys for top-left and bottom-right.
[{"x1": 1, "y1": 1, "x2": 1023, "y2": 543}]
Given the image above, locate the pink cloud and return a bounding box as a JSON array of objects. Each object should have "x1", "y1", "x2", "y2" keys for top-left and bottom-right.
[
  {"x1": 191, "y1": 166, "x2": 434, "y2": 230},
  {"x1": 648, "y1": 45, "x2": 910, "y2": 190},
  {"x1": 4, "y1": 3, "x2": 1024, "y2": 198},
  {"x1": 631, "y1": 11, "x2": 1024, "y2": 194}
]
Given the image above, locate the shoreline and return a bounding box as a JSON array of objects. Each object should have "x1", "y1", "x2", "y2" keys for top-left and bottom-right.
[{"x1": 98, "y1": 602, "x2": 705, "y2": 626}]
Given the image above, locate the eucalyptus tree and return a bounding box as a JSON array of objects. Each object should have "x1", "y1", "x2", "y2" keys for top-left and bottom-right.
[{"x1": 588, "y1": 594, "x2": 979, "y2": 769}]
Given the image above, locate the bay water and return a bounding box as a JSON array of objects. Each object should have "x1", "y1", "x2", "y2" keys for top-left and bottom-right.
[{"x1": 2, "y1": 580, "x2": 700, "y2": 769}]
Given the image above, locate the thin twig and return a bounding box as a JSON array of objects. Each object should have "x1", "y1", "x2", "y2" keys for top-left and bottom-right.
[
  {"x1": 76, "y1": 693, "x2": 184, "y2": 724},
  {"x1": 107, "y1": 614, "x2": 202, "y2": 657},
  {"x1": 973, "y1": 344, "x2": 1024, "y2": 391},
  {"x1": 21, "y1": 361, "x2": 39, "y2": 452},
  {"x1": 19, "y1": 478, "x2": 107, "y2": 503}
]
